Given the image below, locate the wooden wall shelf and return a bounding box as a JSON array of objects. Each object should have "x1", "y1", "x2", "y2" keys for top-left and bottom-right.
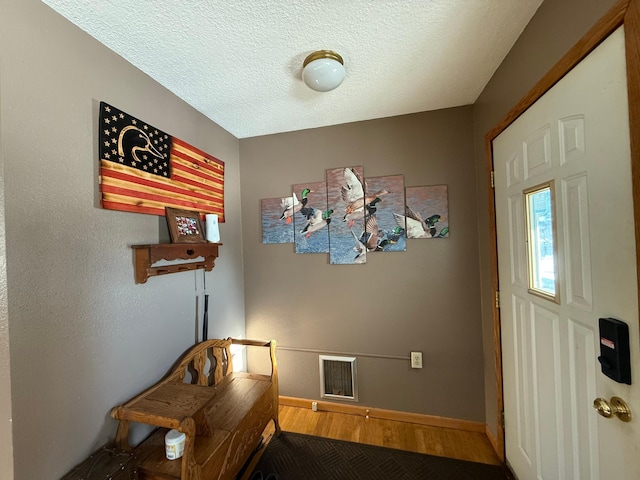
[{"x1": 132, "y1": 243, "x2": 222, "y2": 284}]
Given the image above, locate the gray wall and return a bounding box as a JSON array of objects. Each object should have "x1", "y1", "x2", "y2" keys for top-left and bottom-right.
[
  {"x1": 473, "y1": 0, "x2": 619, "y2": 436},
  {"x1": 240, "y1": 107, "x2": 485, "y2": 421},
  {"x1": 0, "y1": 65, "x2": 14, "y2": 480},
  {"x1": 0, "y1": 1, "x2": 245, "y2": 478}
]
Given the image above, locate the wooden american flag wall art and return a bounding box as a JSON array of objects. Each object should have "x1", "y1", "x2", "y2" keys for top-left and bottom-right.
[{"x1": 98, "y1": 102, "x2": 225, "y2": 222}]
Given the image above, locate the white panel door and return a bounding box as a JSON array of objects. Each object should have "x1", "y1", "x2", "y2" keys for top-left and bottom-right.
[{"x1": 494, "y1": 27, "x2": 640, "y2": 480}]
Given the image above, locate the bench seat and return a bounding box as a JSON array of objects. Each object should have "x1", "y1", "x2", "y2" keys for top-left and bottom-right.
[{"x1": 111, "y1": 339, "x2": 280, "y2": 480}]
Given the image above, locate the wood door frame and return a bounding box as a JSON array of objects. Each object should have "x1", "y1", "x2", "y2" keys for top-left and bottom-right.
[{"x1": 484, "y1": 0, "x2": 640, "y2": 461}]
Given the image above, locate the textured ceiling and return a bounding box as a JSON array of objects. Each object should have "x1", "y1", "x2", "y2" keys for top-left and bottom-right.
[{"x1": 42, "y1": 0, "x2": 543, "y2": 139}]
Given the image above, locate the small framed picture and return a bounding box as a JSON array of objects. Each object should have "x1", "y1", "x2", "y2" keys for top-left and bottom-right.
[{"x1": 165, "y1": 207, "x2": 205, "y2": 243}]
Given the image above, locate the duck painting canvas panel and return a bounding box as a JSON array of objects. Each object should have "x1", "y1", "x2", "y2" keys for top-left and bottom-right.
[
  {"x1": 261, "y1": 197, "x2": 294, "y2": 244},
  {"x1": 98, "y1": 102, "x2": 225, "y2": 222},
  {"x1": 293, "y1": 181, "x2": 331, "y2": 254},
  {"x1": 362, "y1": 175, "x2": 407, "y2": 253},
  {"x1": 327, "y1": 166, "x2": 367, "y2": 265},
  {"x1": 400, "y1": 185, "x2": 449, "y2": 239}
]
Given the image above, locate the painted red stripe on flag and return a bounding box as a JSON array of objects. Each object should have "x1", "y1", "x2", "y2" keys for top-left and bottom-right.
[
  {"x1": 171, "y1": 163, "x2": 224, "y2": 195},
  {"x1": 172, "y1": 149, "x2": 224, "y2": 179},
  {"x1": 100, "y1": 138, "x2": 224, "y2": 221},
  {"x1": 170, "y1": 173, "x2": 224, "y2": 195},
  {"x1": 101, "y1": 185, "x2": 224, "y2": 213},
  {"x1": 101, "y1": 200, "x2": 166, "y2": 216},
  {"x1": 169, "y1": 159, "x2": 224, "y2": 186},
  {"x1": 100, "y1": 166, "x2": 222, "y2": 203},
  {"x1": 172, "y1": 137, "x2": 224, "y2": 168}
]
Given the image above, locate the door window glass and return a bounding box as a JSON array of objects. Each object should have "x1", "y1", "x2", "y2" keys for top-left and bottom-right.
[{"x1": 525, "y1": 182, "x2": 559, "y2": 302}]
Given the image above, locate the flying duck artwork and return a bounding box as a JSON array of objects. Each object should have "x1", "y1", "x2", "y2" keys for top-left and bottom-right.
[
  {"x1": 261, "y1": 197, "x2": 294, "y2": 244},
  {"x1": 326, "y1": 167, "x2": 368, "y2": 264},
  {"x1": 400, "y1": 185, "x2": 449, "y2": 239},
  {"x1": 260, "y1": 166, "x2": 448, "y2": 263},
  {"x1": 293, "y1": 181, "x2": 330, "y2": 254},
  {"x1": 280, "y1": 188, "x2": 312, "y2": 224},
  {"x1": 324, "y1": 169, "x2": 407, "y2": 264}
]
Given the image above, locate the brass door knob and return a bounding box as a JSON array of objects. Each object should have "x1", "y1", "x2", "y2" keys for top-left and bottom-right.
[
  {"x1": 610, "y1": 396, "x2": 632, "y2": 422},
  {"x1": 593, "y1": 397, "x2": 612, "y2": 418},
  {"x1": 593, "y1": 396, "x2": 632, "y2": 422}
]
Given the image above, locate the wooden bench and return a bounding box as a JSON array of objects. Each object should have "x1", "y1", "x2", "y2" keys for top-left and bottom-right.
[{"x1": 110, "y1": 338, "x2": 280, "y2": 480}]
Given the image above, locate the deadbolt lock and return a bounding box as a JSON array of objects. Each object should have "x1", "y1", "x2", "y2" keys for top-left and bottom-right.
[{"x1": 593, "y1": 396, "x2": 632, "y2": 422}]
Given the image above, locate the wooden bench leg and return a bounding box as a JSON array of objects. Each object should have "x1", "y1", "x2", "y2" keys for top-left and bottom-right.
[
  {"x1": 272, "y1": 417, "x2": 282, "y2": 437},
  {"x1": 180, "y1": 417, "x2": 202, "y2": 480},
  {"x1": 114, "y1": 419, "x2": 132, "y2": 451}
]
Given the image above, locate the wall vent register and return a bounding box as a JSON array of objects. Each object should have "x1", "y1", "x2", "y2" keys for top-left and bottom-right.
[{"x1": 319, "y1": 355, "x2": 358, "y2": 402}]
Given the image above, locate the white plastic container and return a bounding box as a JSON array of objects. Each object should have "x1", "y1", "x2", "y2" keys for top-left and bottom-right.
[
  {"x1": 205, "y1": 214, "x2": 220, "y2": 243},
  {"x1": 165, "y1": 429, "x2": 186, "y2": 460}
]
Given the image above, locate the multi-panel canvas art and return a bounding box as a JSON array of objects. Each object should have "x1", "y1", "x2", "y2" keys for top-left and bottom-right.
[
  {"x1": 402, "y1": 185, "x2": 449, "y2": 238},
  {"x1": 327, "y1": 167, "x2": 367, "y2": 264},
  {"x1": 261, "y1": 197, "x2": 294, "y2": 244},
  {"x1": 293, "y1": 181, "x2": 330, "y2": 254},
  {"x1": 363, "y1": 175, "x2": 406, "y2": 253},
  {"x1": 327, "y1": 172, "x2": 408, "y2": 264},
  {"x1": 260, "y1": 166, "x2": 448, "y2": 263}
]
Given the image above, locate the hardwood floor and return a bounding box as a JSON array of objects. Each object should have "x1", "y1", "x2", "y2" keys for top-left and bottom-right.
[{"x1": 261, "y1": 405, "x2": 502, "y2": 466}]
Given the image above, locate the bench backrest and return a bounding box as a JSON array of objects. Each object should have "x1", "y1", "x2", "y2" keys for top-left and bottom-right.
[{"x1": 167, "y1": 338, "x2": 233, "y2": 387}]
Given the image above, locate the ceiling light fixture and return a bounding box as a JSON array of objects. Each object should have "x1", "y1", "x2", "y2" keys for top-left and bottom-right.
[{"x1": 302, "y1": 50, "x2": 345, "y2": 92}]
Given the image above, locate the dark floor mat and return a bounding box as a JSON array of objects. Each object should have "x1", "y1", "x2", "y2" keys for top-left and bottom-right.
[{"x1": 252, "y1": 432, "x2": 509, "y2": 480}]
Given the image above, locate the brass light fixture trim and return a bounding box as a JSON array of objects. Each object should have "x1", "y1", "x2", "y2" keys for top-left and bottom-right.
[{"x1": 303, "y1": 50, "x2": 344, "y2": 68}]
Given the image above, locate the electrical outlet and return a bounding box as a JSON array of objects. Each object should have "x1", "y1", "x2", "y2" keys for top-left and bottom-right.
[
  {"x1": 411, "y1": 351, "x2": 423, "y2": 369},
  {"x1": 312, "y1": 401, "x2": 318, "y2": 412}
]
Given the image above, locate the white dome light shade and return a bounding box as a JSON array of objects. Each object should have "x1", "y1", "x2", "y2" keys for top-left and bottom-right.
[{"x1": 302, "y1": 50, "x2": 345, "y2": 92}]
